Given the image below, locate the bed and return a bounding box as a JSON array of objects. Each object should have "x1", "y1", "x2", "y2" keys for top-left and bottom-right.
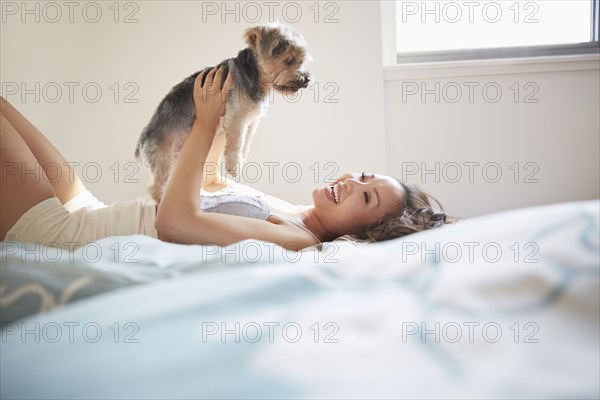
[{"x1": 1, "y1": 192, "x2": 598, "y2": 399}]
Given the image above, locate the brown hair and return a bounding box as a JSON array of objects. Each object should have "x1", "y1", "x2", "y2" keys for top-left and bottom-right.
[{"x1": 336, "y1": 180, "x2": 457, "y2": 244}]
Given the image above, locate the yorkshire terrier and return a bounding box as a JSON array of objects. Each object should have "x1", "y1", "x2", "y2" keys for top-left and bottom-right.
[{"x1": 134, "y1": 23, "x2": 311, "y2": 203}]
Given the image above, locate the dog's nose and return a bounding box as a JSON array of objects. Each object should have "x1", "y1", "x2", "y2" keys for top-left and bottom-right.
[{"x1": 300, "y1": 72, "x2": 310, "y2": 88}]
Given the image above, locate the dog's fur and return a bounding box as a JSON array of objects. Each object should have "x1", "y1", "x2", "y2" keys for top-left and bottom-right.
[{"x1": 134, "y1": 23, "x2": 310, "y2": 203}]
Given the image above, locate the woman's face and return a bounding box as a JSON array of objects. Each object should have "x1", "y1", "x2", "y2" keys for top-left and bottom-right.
[{"x1": 312, "y1": 172, "x2": 406, "y2": 236}]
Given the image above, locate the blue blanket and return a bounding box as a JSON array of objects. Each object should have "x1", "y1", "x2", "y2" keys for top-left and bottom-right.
[{"x1": 1, "y1": 200, "x2": 598, "y2": 399}]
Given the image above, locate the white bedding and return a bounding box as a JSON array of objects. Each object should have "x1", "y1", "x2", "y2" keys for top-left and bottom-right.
[{"x1": 1, "y1": 199, "x2": 598, "y2": 399}]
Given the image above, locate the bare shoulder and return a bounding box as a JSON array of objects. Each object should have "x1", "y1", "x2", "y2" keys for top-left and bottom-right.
[{"x1": 266, "y1": 214, "x2": 319, "y2": 250}]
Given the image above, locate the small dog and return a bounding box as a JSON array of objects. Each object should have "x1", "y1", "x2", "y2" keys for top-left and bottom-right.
[{"x1": 134, "y1": 23, "x2": 310, "y2": 203}]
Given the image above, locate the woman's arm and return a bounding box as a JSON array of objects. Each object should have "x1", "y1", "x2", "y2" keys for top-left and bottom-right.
[
  {"x1": 203, "y1": 128, "x2": 225, "y2": 186},
  {"x1": 157, "y1": 67, "x2": 225, "y2": 221},
  {"x1": 155, "y1": 67, "x2": 313, "y2": 250}
]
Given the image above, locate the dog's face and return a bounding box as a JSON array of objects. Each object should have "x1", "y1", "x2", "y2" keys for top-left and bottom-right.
[{"x1": 244, "y1": 23, "x2": 311, "y2": 93}]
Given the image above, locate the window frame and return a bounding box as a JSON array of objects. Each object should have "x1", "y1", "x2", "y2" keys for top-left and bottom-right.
[{"x1": 387, "y1": 0, "x2": 600, "y2": 65}]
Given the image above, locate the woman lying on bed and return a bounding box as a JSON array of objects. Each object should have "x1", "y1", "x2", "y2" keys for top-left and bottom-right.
[{"x1": 0, "y1": 67, "x2": 448, "y2": 251}]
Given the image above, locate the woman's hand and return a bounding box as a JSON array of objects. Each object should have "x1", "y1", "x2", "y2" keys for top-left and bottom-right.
[{"x1": 192, "y1": 66, "x2": 233, "y2": 136}]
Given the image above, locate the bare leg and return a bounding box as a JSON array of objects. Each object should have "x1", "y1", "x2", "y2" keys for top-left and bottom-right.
[
  {"x1": 0, "y1": 114, "x2": 56, "y2": 240},
  {"x1": 0, "y1": 97, "x2": 87, "y2": 204}
]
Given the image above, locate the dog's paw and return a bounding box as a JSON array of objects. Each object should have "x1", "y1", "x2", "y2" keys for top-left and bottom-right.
[
  {"x1": 225, "y1": 162, "x2": 239, "y2": 178},
  {"x1": 224, "y1": 155, "x2": 242, "y2": 178}
]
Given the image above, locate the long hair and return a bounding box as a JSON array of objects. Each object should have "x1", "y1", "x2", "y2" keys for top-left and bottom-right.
[{"x1": 335, "y1": 180, "x2": 457, "y2": 244}]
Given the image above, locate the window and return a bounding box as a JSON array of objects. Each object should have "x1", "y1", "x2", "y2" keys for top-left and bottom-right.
[{"x1": 393, "y1": 0, "x2": 600, "y2": 63}]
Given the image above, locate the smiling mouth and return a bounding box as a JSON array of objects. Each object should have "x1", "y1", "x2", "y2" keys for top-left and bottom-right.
[{"x1": 327, "y1": 185, "x2": 339, "y2": 204}]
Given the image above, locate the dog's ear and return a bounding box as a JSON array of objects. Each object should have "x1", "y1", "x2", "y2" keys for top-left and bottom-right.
[{"x1": 244, "y1": 26, "x2": 262, "y2": 49}]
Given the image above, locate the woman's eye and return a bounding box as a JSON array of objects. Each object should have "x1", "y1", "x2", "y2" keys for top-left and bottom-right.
[
  {"x1": 286, "y1": 58, "x2": 295, "y2": 65},
  {"x1": 360, "y1": 172, "x2": 366, "y2": 181},
  {"x1": 364, "y1": 192, "x2": 369, "y2": 204}
]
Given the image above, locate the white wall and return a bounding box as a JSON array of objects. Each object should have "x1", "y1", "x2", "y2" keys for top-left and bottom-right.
[
  {"x1": 2, "y1": 1, "x2": 598, "y2": 219},
  {"x1": 0, "y1": 1, "x2": 386, "y2": 205},
  {"x1": 384, "y1": 56, "x2": 600, "y2": 219}
]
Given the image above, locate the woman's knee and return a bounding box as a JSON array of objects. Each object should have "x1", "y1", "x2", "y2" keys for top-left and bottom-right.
[{"x1": 0, "y1": 114, "x2": 55, "y2": 240}]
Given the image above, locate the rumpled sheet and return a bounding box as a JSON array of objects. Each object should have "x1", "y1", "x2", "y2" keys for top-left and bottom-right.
[{"x1": 1, "y1": 200, "x2": 598, "y2": 399}]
